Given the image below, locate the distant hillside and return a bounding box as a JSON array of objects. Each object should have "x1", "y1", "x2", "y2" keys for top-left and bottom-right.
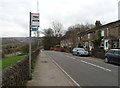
[
  {"x1": 13, "y1": 37, "x2": 29, "y2": 43},
  {"x1": 2, "y1": 38, "x2": 20, "y2": 45},
  {"x1": 2, "y1": 37, "x2": 29, "y2": 45},
  {"x1": 1, "y1": 37, "x2": 43, "y2": 46}
]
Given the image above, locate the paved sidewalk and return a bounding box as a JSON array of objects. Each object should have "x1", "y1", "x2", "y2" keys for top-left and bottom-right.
[{"x1": 27, "y1": 51, "x2": 76, "y2": 86}]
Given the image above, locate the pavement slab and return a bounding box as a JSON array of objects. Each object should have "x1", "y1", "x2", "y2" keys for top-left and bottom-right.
[{"x1": 27, "y1": 50, "x2": 77, "y2": 86}]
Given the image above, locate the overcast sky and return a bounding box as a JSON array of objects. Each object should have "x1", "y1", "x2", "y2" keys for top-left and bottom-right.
[{"x1": 0, "y1": 0, "x2": 119, "y2": 37}]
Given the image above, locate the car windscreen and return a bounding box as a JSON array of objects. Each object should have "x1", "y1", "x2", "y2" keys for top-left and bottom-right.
[
  {"x1": 115, "y1": 51, "x2": 120, "y2": 55},
  {"x1": 78, "y1": 48, "x2": 85, "y2": 51},
  {"x1": 108, "y1": 50, "x2": 114, "y2": 53},
  {"x1": 118, "y1": 51, "x2": 120, "y2": 55},
  {"x1": 73, "y1": 48, "x2": 77, "y2": 51}
]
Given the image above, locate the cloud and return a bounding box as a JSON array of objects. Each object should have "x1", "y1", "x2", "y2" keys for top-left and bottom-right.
[
  {"x1": 0, "y1": 0, "x2": 34, "y2": 37},
  {"x1": 0, "y1": 0, "x2": 119, "y2": 37}
]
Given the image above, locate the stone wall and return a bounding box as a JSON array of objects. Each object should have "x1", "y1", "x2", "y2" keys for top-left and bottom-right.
[
  {"x1": 91, "y1": 49, "x2": 105, "y2": 59},
  {"x1": 1, "y1": 48, "x2": 40, "y2": 86}
]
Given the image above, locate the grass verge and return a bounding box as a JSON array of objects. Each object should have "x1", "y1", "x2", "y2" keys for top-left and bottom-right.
[{"x1": 0, "y1": 55, "x2": 26, "y2": 70}]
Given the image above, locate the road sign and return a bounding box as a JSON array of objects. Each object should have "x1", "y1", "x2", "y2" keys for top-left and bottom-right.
[
  {"x1": 32, "y1": 25, "x2": 39, "y2": 27},
  {"x1": 31, "y1": 13, "x2": 39, "y2": 29},
  {"x1": 32, "y1": 28, "x2": 38, "y2": 31}
]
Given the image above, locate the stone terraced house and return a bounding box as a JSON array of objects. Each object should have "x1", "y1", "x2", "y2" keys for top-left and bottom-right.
[
  {"x1": 78, "y1": 20, "x2": 120, "y2": 51},
  {"x1": 60, "y1": 20, "x2": 120, "y2": 52}
]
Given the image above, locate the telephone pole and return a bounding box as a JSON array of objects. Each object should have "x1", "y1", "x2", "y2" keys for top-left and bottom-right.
[{"x1": 37, "y1": 0, "x2": 40, "y2": 48}]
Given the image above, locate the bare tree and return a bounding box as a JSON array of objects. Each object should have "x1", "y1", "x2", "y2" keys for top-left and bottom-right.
[
  {"x1": 42, "y1": 28, "x2": 54, "y2": 37},
  {"x1": 51, "y1": 21, "x2": 64, "y2": 37},
  {"x1": 42, "y1": 28, "x2": 54, "y2": 50},
  {"x1": 63, "y1": 23, "x2": 94, "y2": 48}
]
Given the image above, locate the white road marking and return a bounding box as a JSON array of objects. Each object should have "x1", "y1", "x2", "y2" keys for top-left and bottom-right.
[
  {"x1": 66, "y1": 56, "x2": 76, "y2": 59},
  {"x1": 65, "y1": 54, "x2": 113, "y2": 72},
  {"x1": 47, "y1": 54, "x2": 80, "y2": 87},
  {"x1": 81, "y1": 60, "x2": 111, "y2": 72},
  {"x1": 52, "y1": 59, "x2": 80, "y2": 87},
  {"x1": 70, "y1": 57, "x2": 76, "y2": 60}
]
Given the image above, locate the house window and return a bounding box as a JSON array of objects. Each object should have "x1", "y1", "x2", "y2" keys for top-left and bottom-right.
[
  {"x1": 106, "y1": 42, "x2": 108, "y2": 47},
  {"x1": 78, "y1": 37, "x2": 80, "y2": 40},
  {"x1": 113, "y1": 42, "x2": 117, "y2": 48},
  {"x1": 101, "y1": 30, "x2": 104, "y2": 36},
  {"x1": 85, "y1": 42, "x2": 88, "y2": 48},
  {"x1": 88, "y1": 34, "x2": 90, "y2": 39},
  {"x1": 69, "y1": 42, "x2": 71, "y2": 45}
]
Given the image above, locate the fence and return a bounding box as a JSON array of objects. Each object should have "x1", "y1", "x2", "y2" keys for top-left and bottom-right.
[{"x1": 1, "y1": 48, "x2": 40, "y2": 86}]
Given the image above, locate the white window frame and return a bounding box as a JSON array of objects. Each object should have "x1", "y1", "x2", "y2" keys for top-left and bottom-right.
[{"x1": 101, "y1": 30, "x2": 104, "y2": 37}]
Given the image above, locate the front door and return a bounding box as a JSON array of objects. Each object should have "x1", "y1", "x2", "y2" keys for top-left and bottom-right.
[{"x1": 104, "y1": 40, "x2": 109, "y2": 51}]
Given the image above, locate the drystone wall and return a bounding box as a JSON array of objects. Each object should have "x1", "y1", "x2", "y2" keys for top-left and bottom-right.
[{"x1": 2, "y1": 49, "x2": 40, "y2": 86}]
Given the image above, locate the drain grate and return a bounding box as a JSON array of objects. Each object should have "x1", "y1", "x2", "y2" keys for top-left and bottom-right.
[{"x1": 41, "y1": 61, "x2": 47, "y2": 63}]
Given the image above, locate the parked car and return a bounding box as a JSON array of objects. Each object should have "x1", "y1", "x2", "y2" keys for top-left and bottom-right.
[
  {"x1": 72, "y1": 48, "x2": 89, "y2": 56},
  {"x1": 104, "y1": 49, "x2": 120, "y2": 64}
]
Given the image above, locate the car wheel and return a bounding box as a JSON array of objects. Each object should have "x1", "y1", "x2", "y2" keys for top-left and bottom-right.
[{"x1": 105, "y1": 57, "x2": 109, "y2": 63}]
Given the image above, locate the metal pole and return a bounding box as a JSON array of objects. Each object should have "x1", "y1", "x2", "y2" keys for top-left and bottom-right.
[
  {"x1": 37, "y1": 0, "x2": 39, "y2": 12},
  {"x1": 37, "y1": 30, "x2": 39, "y2": 48},
  {"x1": 29, "y1": 12, "x2": 32, "y2": 77},
  {"x1": 37, "y1": 0, "x2": 40, "y2": 48}
]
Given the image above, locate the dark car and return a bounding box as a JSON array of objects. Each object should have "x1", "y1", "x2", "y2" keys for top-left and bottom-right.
[{"x1": 105, "y1": 49, "x2": 120, "y2": 64}]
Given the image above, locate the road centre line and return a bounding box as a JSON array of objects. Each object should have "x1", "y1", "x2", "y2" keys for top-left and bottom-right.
[
  {"x1": 81, "y1": 60, "x2": 111, "y2": 72},
  {"x1": 66, "y1": 53, "x2": 118, "y2": 68},
  {"x1": 66, "y1": 55, "x2": 112, "y2": 72}
]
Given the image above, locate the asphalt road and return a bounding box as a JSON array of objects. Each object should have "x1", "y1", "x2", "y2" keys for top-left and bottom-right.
[{"x1": 45, "y1": 51, "x2": 119, "y2": 87}]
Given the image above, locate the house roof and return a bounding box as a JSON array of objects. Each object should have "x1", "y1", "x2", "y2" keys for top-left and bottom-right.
[{"x1": 78, "y1": 20, "x2": 120, "y2": 36}]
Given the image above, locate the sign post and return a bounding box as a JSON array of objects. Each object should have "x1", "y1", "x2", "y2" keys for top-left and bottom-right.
[
  {"x1": 31, "y1": 13, "x2": 39, "y2": 31},
  {"x1": 29, "y1": 12, "x2": 39, "y2": 77},
  {"x1": 29, "y1": 12, "x2": 32, "y2": 77}
]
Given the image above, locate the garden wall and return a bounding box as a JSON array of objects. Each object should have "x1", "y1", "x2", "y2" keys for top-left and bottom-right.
[{"x1": 91, "y1": 49, "x2": 105, "y2": 59}]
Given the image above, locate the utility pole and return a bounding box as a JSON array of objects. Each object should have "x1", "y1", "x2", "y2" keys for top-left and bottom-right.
[
  {"x1": 37, "y1": 0, "x2": 40, "y2": 48},
  {"x1": 29, "y1": 0, "x2": 40, "y2": 77}
]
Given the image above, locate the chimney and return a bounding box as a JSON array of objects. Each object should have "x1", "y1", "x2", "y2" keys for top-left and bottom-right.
[{"x1": 95, "y1": 20, "x2": 101, "y2": 27}]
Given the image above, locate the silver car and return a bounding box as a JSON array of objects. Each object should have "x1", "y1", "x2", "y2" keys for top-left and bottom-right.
[{"x1": 72, "y1": 48, "x2": 89, "y2": 56}]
